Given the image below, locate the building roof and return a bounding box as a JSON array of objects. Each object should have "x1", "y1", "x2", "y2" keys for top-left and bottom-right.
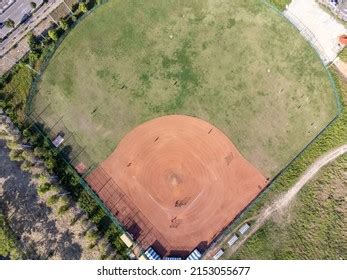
[{"x1": 120, "y1": 233, "x2": 134, "y2": 248}]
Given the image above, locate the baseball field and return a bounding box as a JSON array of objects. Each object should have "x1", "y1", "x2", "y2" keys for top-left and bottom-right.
[{"x1": 30, "y1": 0, "x2": 338, "y2": 257}]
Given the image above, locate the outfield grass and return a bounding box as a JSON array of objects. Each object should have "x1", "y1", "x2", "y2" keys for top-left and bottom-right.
[
  {"x1": 230, "y1": 154, "x2": 347, "y2": 259},
  {"x1": 33, "y1": 0, "x2": 337, "y2": 176},
  {"x1": 268, "y1": 0, "x2": 291, "y2": 11}
]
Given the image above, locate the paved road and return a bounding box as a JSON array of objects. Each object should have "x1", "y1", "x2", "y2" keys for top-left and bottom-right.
[
  {"x1": 0, "y1": 0, "x2": 44, "y2": 38},
  {"x1": 205, "y1": 144, "x2": 347, "y2": 259},
  {"x1": 0, "y1": 0, "x2": 62, "y2": 56}
]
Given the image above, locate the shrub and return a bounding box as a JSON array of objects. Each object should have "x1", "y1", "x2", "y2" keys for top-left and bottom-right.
[
  {"x1": 58, "y1": 205, "x2": 69, "y2": 215},
  {"x1": 20, "y1": 160, "x2": 33, "y2": 172},
  {"x1": 86, "y1": 229, "x2": 98, "y2": 244},
  {"x1": 59, "y1": 19, "x2": 69, "y2": 31},
  {"x1": 27, "y1": 32, "x2": 38, "y2": 51},
  {"x1": 30, "y1": 2, "x2": 37, "y2": 9},
  {"x1": 47, "y1": 194, "x2": 59, "y2": 205},
  {"x1": 60, "y1": 195, "x2": 70, "y2": 205},
  {"x1": 79, "y1": 3, "x2": 88, "y2": 13},
  {"x1": 22, "y1": 150, "x2": 35, "y2": 163},
  {"x1": 6, "y1": 140, "x2": 22, "y2": 150},
  {"x1": 33, "y1": 146, "x2": 46, "y2": 157},
  {"x1": 5, "y1": 19, "x2": 15, "y2": 28},
  {"x1": 48, "y1": 30, "x2": 58, "y2": 41},
  {"x1": 37, "y1": 183, "x2": 51, "y2": 195},
  {"x1": 8, "y1": 149, "x2": 23, "y2": 161},
  {"x1": 44, "y1": 157, "x2": 56, "y2": 171},
  {"x1": 37, "y1": 174, "x2": 49, "y2": 185}
]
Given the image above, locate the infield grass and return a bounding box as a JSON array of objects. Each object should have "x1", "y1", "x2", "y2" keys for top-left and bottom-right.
[{"x1": 33, "y1": 0, "x2": 337, "y2": 176}]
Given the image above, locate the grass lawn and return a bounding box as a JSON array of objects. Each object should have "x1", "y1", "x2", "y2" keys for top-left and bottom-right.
[
  {"x1": 339, "y1": 47, "x2": 347, "y2": 63},
  {"x1": 268, "y1": 0, "x2": 291, "y2": 11},
  {"x1": 33, "y1": 0, "x2": 337, "y2": 177},
  {"x1": 230, "y1": 154, "x2": 347, "y2": 259}
]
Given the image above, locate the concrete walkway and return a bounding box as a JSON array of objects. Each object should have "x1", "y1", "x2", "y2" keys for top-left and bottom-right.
[{"x1": 284, "y1": 0, "x2": 346, "y2": 64}]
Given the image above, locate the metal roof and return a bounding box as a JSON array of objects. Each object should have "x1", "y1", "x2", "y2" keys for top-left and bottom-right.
[
  {"x1": 227, "y1": 234, "x2": 239, "y2": 247},
  {"x1": 144, "y1": 247, "x2": 161, "y2": 260},
  {"x1": 186, "y1": 249, "x2": 202, "y2": 260}
]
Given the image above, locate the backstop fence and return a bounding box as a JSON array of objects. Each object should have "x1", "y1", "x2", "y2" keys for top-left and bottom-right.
[{"x1": 86, "y1": 166, "x2": 172, "y2": 256}]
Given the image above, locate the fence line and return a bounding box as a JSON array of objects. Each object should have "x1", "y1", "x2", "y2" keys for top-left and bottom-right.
[
  {"x1": 25, "y1": 0, "x2": 344, "y2": 259},
  {"x1": 202, "y1": 0, "x2": 344, "y2": 258},
  {"x1": 86, "y1": 166, "x2": 173, "y2": 256}
]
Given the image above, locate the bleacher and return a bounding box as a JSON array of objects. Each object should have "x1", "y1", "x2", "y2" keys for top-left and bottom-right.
[
  {"x1": 186, "y1": 248, "x2": 202, "y2": 260},
  {"x1": 163, "y1": 257, "x2": 182, "y2": 260},
  {"x1": 144, "y1": 247, "x2": 161, "y2": 260}
]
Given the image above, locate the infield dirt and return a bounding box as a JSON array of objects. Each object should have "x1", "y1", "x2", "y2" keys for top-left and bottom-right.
[{"x1": 88, "y1": 115, "x2": 267, "y2": 255}]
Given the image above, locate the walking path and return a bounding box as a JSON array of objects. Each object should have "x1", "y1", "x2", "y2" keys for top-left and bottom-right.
[{"x1": 225, "y1": 145, "x2": 347, "y2": 257}]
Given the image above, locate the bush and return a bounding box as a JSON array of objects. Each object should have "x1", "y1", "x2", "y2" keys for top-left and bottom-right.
[
  {"x1": 6, "y1": 140, "x2": 22, "y2": 150},
  {"x1": 58, "y1": 205, "x2": 69, "y2": 216},
  {"x1": 48, "y1": 30, "x2": 58, "y2": 41},
  {"x1": 59, "y1": 19, "x2": 69, "y2": 31},
  {"x1": 33, "y1": 146, "x2": 46, "y2": 157},
  {"x1": 78, "y1": 3, "x2": 88, "y2": 13},
  {"x1": 27, "y1": 32, "x2": 38, "y2": 51},
  {"x1": 20, "y1": 160, "x2": 33, "y2": 172},
  {"x1": 47, "y1": 194, "x2": 59, "y2": 205},
  {"x1": 60, "y1": 195, "x2": 70, "y2": 205},
  {"x1": 22, "y1": 150, "x2": 35, "y2": 163},
  {"x1": 37, "y1": 183, "x2": 51, "y2": 195},
  {"x1": 8, "y1": 149, "x2": 23, "y2": 161},
  {"x1": 0, "y1": 213, "x2": 25, "y2": 259},
  {"x1": 5, "y1": 19, "x2": 15, "y2": 28}
]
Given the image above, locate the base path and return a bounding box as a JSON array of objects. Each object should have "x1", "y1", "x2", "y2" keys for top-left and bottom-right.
[
  {"x1": 87, "y1": 115, "x2": 267, "y2": 256},
  {"x1": 214, "y1": 144, "x2": 347, "y2": 259}
]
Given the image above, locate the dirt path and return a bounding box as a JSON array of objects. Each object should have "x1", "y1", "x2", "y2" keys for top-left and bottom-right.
[{"x1": 210, "y1": 145, "x2": 347, "y2": 259}]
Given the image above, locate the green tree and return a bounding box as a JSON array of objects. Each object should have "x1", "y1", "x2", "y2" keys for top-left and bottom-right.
[
  {"x1": 58, "y1": 19, "x2": 69, "y2": 31},
  {"x1": 33, "y1": 146, "x2": 46, "y2": 157},
  {"x1": 8, "y1": 149, "x2": 23, "y2": 162},
  {"x1": 27, "y1": 32, "x2": 38, "y2": 50},
  {"x1": 28, "y1": 51, "x2": 39, "y2": 66},
  {"x1": 6, "y1": 141, "x2": 22, "y2": 150},
  {"x1": 44, "y1": 157, "x2": 56, "y2": 171},
  {"x1": 20, "y1": 161, "x2": 33, "y2": 172},
  {"x1": 48, "y1": 29, "x2": 58, "y2": 41},
  {"x1": 30, "y1": 2, "x2": 37, "y2": 9},
  {"x1": 47, "y1": 194, "x2": 59, "y2": 205},
  {"x1": 22, "y1": 150, "x2": 35, "y2": 163},
  {"x1": 79, "y1": 2, "x2": 88, "y2": 13},
  {"x1": 5, "y1": 19, "x2": 15, "y2": 28},
  {"x1": 38, "y1": 174, "x2": 49, "y2": 186}
]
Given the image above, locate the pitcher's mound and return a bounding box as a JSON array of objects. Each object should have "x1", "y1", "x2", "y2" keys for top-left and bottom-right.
[{"x1": 88, "y1": 115, "x2": 267, "y2": 256}]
